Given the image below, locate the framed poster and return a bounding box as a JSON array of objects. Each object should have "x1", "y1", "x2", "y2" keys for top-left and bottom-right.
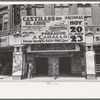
[{"x1": 0, "y1": 0, "x2": 99, "y2": 100}]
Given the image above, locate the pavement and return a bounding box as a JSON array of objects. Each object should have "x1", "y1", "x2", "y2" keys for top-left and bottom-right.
[
  {"x1": 0, "y1": 75, "x2": 100, "y2": 82},
  {"x1": 0, "y1": 75, "x2": 100, "y2": 98}
]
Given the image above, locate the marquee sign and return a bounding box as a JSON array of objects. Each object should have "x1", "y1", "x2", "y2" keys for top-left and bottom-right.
[
  {"x1": 31, "y1": 44, "x2": 76, "y2": 51},
  {"x1": 68, "y1": 17, "x2": 85, "y2": 42},
  {"x1": 27, "y1": 44, "x2": 80, "y2": 52},
  {"x1": 21, "y1": 15, "x2": 85, "y2": 44}
]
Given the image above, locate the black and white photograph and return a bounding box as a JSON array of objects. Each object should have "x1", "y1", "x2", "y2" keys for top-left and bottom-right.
[
  {"x1": 0, "y1": 2, "x2": 99, "y2": 81},
  {"x1": 0, "y1": 1, "x2": 100, "y2": 99}
]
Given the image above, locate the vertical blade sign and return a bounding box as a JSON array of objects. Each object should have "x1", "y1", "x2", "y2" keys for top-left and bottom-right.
[{"x1": 13, "y1": 5, "x2": 20, "y2": 25}]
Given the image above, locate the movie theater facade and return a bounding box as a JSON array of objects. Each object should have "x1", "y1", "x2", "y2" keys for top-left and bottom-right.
[
  {"x1": 20, "y1": 15, "x2": 85, "y2": 77},
  {"x1": 1, "y1": 4, "x2": 100, "y2": 80},
  {"x1": 11, "y1": 14, "x2": 96, "y2": 80}
]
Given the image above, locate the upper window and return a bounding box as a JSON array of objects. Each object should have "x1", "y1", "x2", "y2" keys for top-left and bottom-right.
[
  {"x1": 78, "y1": 7, "x2": 84, "y2": 15},
  {"x1": 77, "y1": 4, "x2": 92, "y2": 25},
  {"x1": 85, "y1": 5, "x2": 92, "y2": 25},
  {"x1": 55, "y1": 4, "x2": 69, "y2": 15},
  {"x1": 0, "y1": 13, "x2": 8, "y2": 31},
  {"x1": 20, "y1": 6, "x2": 27, "y2": 16},
  {"x1": 55, "y1": 7, "x2": 61, "y2": 15},
  {"x1": 85, "y1": 6, "x2": 92, "y2": 16},
  {"x1": 35, "y1": 4, "x2": 44, "y2": 16},
  {"x1": 36, "y1": 7, "x2": 44, "y2": 16},
  {"x1": 3, "y1": 13, "x2": 8, "y2": 30}
]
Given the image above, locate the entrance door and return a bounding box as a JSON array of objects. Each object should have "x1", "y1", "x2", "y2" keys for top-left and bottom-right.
[
  {"x1": 59, "y1": 57, "x2": 71, "y2": 75},
  {"x1": 36, "y1": 57, "x2": 48, "y2": 76}
]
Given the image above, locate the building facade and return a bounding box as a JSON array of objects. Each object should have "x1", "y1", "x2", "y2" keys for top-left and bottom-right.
[{"x1": 0, "y1": 4, "x2": 100, "y2": 80}]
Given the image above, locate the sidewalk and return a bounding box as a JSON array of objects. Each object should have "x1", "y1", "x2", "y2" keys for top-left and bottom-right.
[
  {"x1": 0, "y1": 75, "x2": 100, "y2": 82},
  {"x1": 0, "y1": 75, "x2": 12, "y2": 80}
]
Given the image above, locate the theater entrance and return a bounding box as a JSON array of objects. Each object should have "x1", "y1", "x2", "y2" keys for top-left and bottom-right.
[
  {"x1": 36, "y1": 57, "x2": 48, "y2": 76},
  {"x1": 59, "y1": 57, "x2": 71, "y2": 75}
]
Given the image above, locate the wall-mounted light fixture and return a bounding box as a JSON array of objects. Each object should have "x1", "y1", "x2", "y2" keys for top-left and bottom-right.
[{"x1": 13, "y1": 30, "x2": 21, "y2": 38}]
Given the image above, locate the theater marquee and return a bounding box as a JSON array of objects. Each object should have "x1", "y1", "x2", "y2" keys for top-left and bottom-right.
[{"x1": 21, "y1": 15, "x2": 85, "y2": 44}]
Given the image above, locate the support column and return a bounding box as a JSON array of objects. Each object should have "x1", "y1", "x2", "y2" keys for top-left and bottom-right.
[
  {"x1": 85, "y1": 46, "x2": 96, "y2": 80},
  {"x1": 12, "y1": 45, "x2": 23, "y2": 80},
  {"x1": 48, "y1": 57, "x2": 59, "y2": 76},
  {"x1": 8, "y1": 5, "x2": 13, "y2": 31}
]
